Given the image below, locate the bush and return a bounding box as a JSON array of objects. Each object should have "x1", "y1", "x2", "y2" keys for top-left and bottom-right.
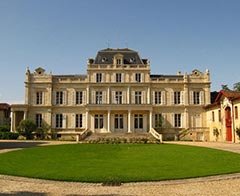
[
  {"x1": 0, "y1": 126, "x2": 10, "y2": 132},
  {"x1": 0, "y1": 131, "x2": 19, "y2": 139}
]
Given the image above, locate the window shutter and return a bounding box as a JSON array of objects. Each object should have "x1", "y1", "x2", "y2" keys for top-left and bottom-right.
[
  {"x1": 152, "y1": 91, "x2": 155, "y2": 105},
  {"x1": 52, "y1": 114, "x2": 56, "y2": 128},
  {"x1": 82, "y1": 91, "x2": 86, "y2": 105},
  {"x1": 171, "y1": 113, "x2": 175, "y2": 127},
  {"x1": 112, "y1": 91, "x2": 115, "y2": 104},
  {"x1": 171, "y1": 91, "x2": 174, "y2": 105},
  {"x1": 200, "y1": 91, "x2": 204, "y2": 105},
  {"x1": 63, "y1": 114, "x2": 67, "y2": 129},
  {"x1": 72, "y1": 91, "x2": 75, "y2": 105},
  {"x1": 121, "y1": 73, "x2": 124, "y2": 82},
  {"x1": 162, "y1": 113, "x2": 166, "y2": 126},
  {"x1": 142, "y1": 91, "x2": 146, "y2": 104},
  {"x1": 141, "y1": 73, "x2": 144, "y2": 82},
  {"x1": 181, "y1": 91, "x2": 184, "y2": 105},
  {"x1": 82, "y1": 114, "x2": 85, "y2": 128},
  {"x1": 181, "y1": 113, "x2": 184, "y2": 128},
  {"x1": 122, "y1": 91, "x2": 126, "y2": 104},
  {"x1": 53, "y1": 91, "x2": 56, "y2": 105},
  {"x1": 91, "y1": 91, "x2": 95, "y2": 104},
  {"x1": 161, "y1": 91, "x2": 166, "y2": 105},
  {"x1": 72, "y1": 114, "x2": 75, "y2": 128},
  {"x1": 103, "y1": 91, "x2": 106, "y2": 104},
  {"x1": 63, "y1": 91, "x2": 67, "y2": 105},
  {"x1": 190, "y1": 91, "x2": 194, "y2": 105},
  {"x1": 131, "y1": 91, "x2": 135, "y2": 104}
]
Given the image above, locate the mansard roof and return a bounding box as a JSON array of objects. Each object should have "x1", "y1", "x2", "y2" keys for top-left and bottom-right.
[{"x1": 93, "y1": 48, "x2": 145, "y2": 64}]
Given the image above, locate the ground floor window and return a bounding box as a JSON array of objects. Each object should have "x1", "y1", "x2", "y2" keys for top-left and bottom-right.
[
  {"x1": 36, "y1": 113, "x2": 42, "y2": 128},
  {"x1": 155, "y1": 113, "x2": 162, "y2": 128},
  {"x1": 76, "y1": 114, "x2": 83, "y2": 128},
  {"x1": 56, "y1": 114, "x2": 63, "y2": 128},
  {"x1": 134, "y1": 114, "x2": 143, "y2": 129},
  {"x1": 95, "y1": 114, "x2": 103, "y2": 129},
  {"x1": 114, "y1": 114, "x2": 123, "y2": 129},
  {"x1": 174, "y1": 114, "x2": 181, "y2": 128}
]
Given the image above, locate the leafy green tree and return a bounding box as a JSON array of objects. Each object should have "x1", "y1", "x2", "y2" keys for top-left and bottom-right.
[
  {"x1": 17, "y1": 119, "x2": 36, "y2": 140},
  {"x1": 233, "y1": 82, "x2": 240, "y2": 92}
]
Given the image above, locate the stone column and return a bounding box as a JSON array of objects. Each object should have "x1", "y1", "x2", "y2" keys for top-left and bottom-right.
[
  {"x1": 128, "y1": 110, "x2": 131, "y2": 133},
  {"x1": 86, "y1": 86, "x2": 89, "y2": 104},
  {"x1": 23, "y1": 111, "x2": 27, "y2": 120},
  {"x1": 85, "y1": 110, "x2": 89, "y2": 130},
  {"x1": 107, "y1": 110, "x2": 111, "y2": 132},
  {"x1": 147, "y1": 87, "x2": 151, "y2": 104},
  {"x1": 10, "y1": 111, "x2": 14, "y2": 132},
  {"x1": 107, "y1": 87, "x2": 110, "y2": 104},
  {"x1": 127, "y1": 86, "x2": 130, "y2": 104},
  {"x1": 149, "y1": 110, "x2": 152, "y2": 132}
]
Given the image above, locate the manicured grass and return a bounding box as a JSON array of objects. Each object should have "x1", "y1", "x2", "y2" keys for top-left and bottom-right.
[{"x1": 0, "y1": 144, "x2": 240, "y2": 183}]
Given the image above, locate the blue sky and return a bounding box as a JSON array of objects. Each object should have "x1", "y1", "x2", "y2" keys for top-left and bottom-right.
[{"x1": 0, "y1": 0, "x2": 240, "y2": 103}]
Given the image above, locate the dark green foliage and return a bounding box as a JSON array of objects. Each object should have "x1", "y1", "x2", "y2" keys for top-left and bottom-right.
[
  {"x1": 0, "y1": 144, "x2": 240, "y2": 183},
  {"x1": 17, "y1": 119, "x2": 36, "y2": 140},
  {"x1": 0, "y1": 131, "x2": 19, "y2": 139},
  {"x1": 0, "y1": 126, "x2": 10, "y2": 132}
]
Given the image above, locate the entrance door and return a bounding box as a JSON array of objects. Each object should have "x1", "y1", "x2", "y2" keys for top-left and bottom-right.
[{"x1": 225, "y1": 107, "x2": 232, "y2": 141}]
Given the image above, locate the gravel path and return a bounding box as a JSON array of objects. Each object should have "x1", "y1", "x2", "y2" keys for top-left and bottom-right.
[{"x1": 0, "y1": 140, "x2": 240, "y2": 196}]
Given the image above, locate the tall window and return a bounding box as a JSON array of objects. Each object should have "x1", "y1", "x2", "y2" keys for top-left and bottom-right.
[
  {"x1": 36, "y1": 91, "x2": 43, "y2": 105},
  {"x1": 155, "y1": 113, "x2": 162, "y2": 128},
  {"x1": 56, "y1": 91, "x2": 63, "y2": 105},
  {"x1": 96, "y1": 91, "x2": 103, "y2": 104},
  {"x1": 193, "y1": 91, "x2": 200, "y2": 104},
  {"x1": 56, "y1": 114, "x2": 63, "y2": 128},
  {"x1": 76, "y1": 114, "x2": 83, "y2": 128},
  {"x1": 115, "y1": 91, "x2": 122, "y2": 104},
  {"x1": 155, "y1": 92, "x2": 161, "y2": 104},
  {"x1": 235, "y1": 106, "x2": 238, "y2": 119},
  {"x1": 174, "y1": 114, "x2": 181, "y2": 128},
  {"x1": 36, "y1": 114, "x2": 42, "y2": 128},
  {"x1": 135, "y1": 73, "x2": 141, "y2": 82},
  {"x1": 94, "y1": 114, "x2": 103, "y2": 129},
  {"x1": 114, "y1": 114, "x2": 123, "y2": 129},
  {"x1": 116, "y1": 73, "x2": 122, "y2": 82},
  {"x1": 218, "y1": 110, "x2": 221, "y2": 122},
  {"x1": 76, "y1": 91, "x2": 83, "y2": 104},
  {"x1": 174, "y1": 91, "x2": 181, "y2": 104},
  {"x1": 134, "y1": 114, "x2": 143, "y2": 129},
  {"x1": 116, "y1": 58, "x2": 121, "y2": 65},
  {"x1": 212, "y1": 111, "x2": 215, "y2": 122},
  {"x1": 135, "y1": 91, "x2": 142, "y2": 104},
  {"x1": 96, "y1": 73, "x2": 102, "y2": 83}
]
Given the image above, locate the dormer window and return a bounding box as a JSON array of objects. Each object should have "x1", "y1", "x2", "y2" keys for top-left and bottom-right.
[
  {"x1": 35, "y1": 67, "x2": 45, "y2": 75},
  {"x1": 117, "y1": 59, "x2": 121, "y2": 65},
  {"x1": 130, "y1": 57, "x2": 135, "y2": 63},
  {"x1": 102, "y1": 57, "x2": 107, "y2": 62}
]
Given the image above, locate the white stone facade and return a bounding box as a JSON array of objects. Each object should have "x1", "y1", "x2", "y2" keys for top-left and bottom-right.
[{"x1": 11, "y1": 48, "x2": 211, "y2": 140}]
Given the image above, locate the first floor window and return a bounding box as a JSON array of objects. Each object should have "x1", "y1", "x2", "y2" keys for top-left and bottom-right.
[
  {"x1": 76, "y1": 91, "x2": 83, "y2": 104},
  {"x1": 218, "y1": 110, "x2": 221, "y2": 122},
  {"x1": 116, "y1": 73, "x2": 122, "y2": 82},
  {"x1": 36, "y1": 113, "x2": 42, "y2": 128},
  {"x1": 96, "y1": 73, "x2": 102, "y2": 82},
  {"x1": 134, "y1": 114, "x2": 143, "y2": 129},
  {"x1": 115, "y1": 91, "x2": 122, "y2": 104},
  {"x1": 96, "y1": 91, "x2": 103, "y2": 104},
  {"x1": 174, "y1": 114, "x2": 181, "y2": 128},
  {"x1": 193, "y1": 91, "x2": 200, "y2": 104},
  {"x1": 174, "y1": 91, "x2": 181, "y2": 104},
  {"x1": 76, "y1": 114, "x2": 83, "y2": 128},
  {"x1": 155, "y1": 113, "x2": 162, "y2": 128},
  {"x1": 212, "y1": 111, "x2": 215, "y2": 122},
  {"x1": 56, "y1": 114, "x2": 63, "y2": 128},
  {"x1": 155, "y1": 91, "x2": 161, "y2": 104},
  {"x1": 235, "y1": 106, "x2": 238, "y2": 119},
  {"x1": 114, "y1": 114, "x2": 124, "y2": 129},
  {"x1": 95, "y1": 114, "x2": 104, "y2": 129},
  {"x1": 36, "y1": 91, "x2": 43, "y2": 105},
  {"x1": 135, "y1": 73, "x2": 141, "y2": 82},
  {"x1": 135, "y1": 91, "x2": 142, "y2": 104},
  {"x1": 56, "y1": 91, "x2": 63, "y2": 105}
]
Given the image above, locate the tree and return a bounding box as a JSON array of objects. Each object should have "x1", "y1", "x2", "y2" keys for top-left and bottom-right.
[
  {"x1": 36, "y1": 121, "x2": 51, "y2": 139},
  {"x1": 17, "y1": 119, "x2": 36, "y2": 140},
  {"x1": 221, "y1": 84, "x2": 230, "y2": 91},
  {"x1": 233, "y1": 82, "x2": 240, "y2": 92}
]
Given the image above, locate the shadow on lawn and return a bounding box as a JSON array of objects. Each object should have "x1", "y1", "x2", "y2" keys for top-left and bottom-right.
[{"x1": 0, "y1": 142, "x2": 47, "y2": 150}]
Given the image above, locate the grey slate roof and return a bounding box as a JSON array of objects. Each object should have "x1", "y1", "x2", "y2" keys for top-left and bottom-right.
[{"x1": 93, "y1": 48, "x2": 145, "y2": 64}]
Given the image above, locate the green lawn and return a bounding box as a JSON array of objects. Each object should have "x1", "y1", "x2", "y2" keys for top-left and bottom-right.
[{"x1": 0, "y1": 143, "x2": 240, "y2": 183}]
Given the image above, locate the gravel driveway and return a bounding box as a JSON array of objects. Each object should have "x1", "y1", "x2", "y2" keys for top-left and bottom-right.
[{"x1": 0, "y1": 140, "x2": 240, "y2": 196}]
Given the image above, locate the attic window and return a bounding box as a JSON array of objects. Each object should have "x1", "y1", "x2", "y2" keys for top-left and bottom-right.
[
  {"x1": 102, "y1": 57, "x2": 107, "y2": 62},
  {"x1": 38, "y1": 71, "x2": 42, "y2": 74},
  {"x1": 130, "y1": 58, "x2": 135, "y2": 63},
  {"x1": 117, "y1": 59, "x2": 121, "y2": 65}
]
